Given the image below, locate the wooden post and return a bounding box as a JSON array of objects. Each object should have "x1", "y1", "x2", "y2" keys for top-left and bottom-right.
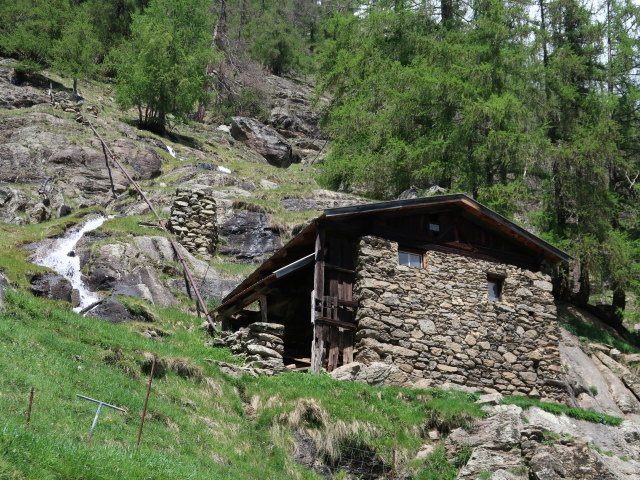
[
  {"x1": 311, "y1": 228, "x2": 325, "y2": 373},
  {"x1": 26, "y1": 387, "x2": 34, "y2": 425},
  {"x1": 259, "y1": 295, "x2": 268, "y2": 323},
  {"x1": 137, "y1": 356, "x2": 156, "y2": 447}
]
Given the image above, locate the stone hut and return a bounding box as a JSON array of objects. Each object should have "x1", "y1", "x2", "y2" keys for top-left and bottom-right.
[{"x1": 212, "y1": 194, "x2": 571, "y2": 401}]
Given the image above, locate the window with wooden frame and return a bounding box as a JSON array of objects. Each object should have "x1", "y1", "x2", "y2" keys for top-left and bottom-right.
[
  {"x1": 487, "y1": 273, "x2": 505, "y2": 302},
  {"x1": 398, "y1": 249, "x2": 424, "y2": 268}
]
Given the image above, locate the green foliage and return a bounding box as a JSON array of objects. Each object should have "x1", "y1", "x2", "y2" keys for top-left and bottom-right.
[
  {"x1": 0, "y1": 0, "x2": 70, "y2": 66},
  {"x1": 114, "y1": 0, "x2": 217, "y2": 132},
  {"x1": 589, "y1": 385, "x2": 599, "y2": 396},
  {"x1": 51, "y1": 4, "x2": 100, "y2": 95},
  {"x1": 500, "y1": 396, "x2": 623, "y2": 426}
]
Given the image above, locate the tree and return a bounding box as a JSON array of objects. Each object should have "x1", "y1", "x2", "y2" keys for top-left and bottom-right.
[
  {"x1": 51, "y1": 5, "x2": 100, "y2": 97},
  {"x1": 115, "y1": 0, "x2": 215, "y2": 133}
]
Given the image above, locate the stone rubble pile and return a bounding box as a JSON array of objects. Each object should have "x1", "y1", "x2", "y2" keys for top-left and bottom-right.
[
  {"x1": 168, "y1": 188, "x2": 218, "y2": 259},
  {"x1": 213, "y1": 322, "x2": 286, "y2": 372}
]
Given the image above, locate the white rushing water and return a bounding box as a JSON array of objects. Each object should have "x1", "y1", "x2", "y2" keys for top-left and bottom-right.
[
  {"x1": 166, "y1": 144, "x2": 177, "y2": 158},
  {"x1": 33, "y1": 216, "x2": 108, "y2": 312}
]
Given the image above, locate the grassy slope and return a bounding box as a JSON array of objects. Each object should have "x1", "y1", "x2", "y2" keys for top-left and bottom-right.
[{"x1": 0, "y1": 290, "x2": 488, "y2": 479}]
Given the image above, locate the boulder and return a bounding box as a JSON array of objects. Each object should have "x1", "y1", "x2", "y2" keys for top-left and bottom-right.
[
  {"x1": 30, "y1": 274, "x2": 73, "y2": 302},
  {"x1": 330, "y1": 361, "x2": 410, "y2": 387},
  {"x1": 219, "y1": 210, "x2": 282, "y2": 259},
  {"x1": 230, "y1": 117, "x2": 295, "y2": 168},
  {"x1": 87, "y1": 299, "x2": 138, "y2": 324},
  {"x1": 0, "y1": 272, "x2": 9, "y2": 308}
]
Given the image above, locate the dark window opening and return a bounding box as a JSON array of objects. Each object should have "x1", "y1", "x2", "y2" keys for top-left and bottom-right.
[
  {"x1": 487, "y1": 275, "x2": 504, "y2": 302},
  {"x1": 399, "y1": 250, "x2": 422, "y2": 268}
]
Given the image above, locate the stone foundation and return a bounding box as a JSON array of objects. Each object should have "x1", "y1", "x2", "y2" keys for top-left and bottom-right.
[
  {"x1": 168, "y1": 188, "x2": 217, "y2": 259},
  {"x1": 352, "y1": 236, "x2": 567, "y2": 402}
]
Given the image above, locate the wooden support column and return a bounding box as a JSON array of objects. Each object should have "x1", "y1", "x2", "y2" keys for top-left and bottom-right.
[
  {"x1": 259, "y1": 295, "x2": 268, "y2": 323},
  {"x1": 311, "y1": 227, "x2": 325, "y2": 374}
]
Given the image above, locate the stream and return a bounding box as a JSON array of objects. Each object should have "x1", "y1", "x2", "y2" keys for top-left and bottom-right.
[{"x1": 32, "y1": 216, "x2": 108, "y2": 312}]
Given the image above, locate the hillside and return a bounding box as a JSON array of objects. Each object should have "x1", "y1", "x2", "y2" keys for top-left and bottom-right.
[{"x1": 1, "y1": 54, "x2": 640, "y2": 479}]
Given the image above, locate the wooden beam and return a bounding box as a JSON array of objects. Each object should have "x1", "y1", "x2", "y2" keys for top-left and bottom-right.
[
  {"x1": 324, "y1": 263, "x2": 355, "y2": 275},
  {"x1": 311, "y1": 227, "x2": 326, "y2": 374},
  {"x1": 317, "y1": 316, "x2": 357, "y2": 330},
  {"x1": 259, "y1": 295, "x2": 268, "y2": 323}
]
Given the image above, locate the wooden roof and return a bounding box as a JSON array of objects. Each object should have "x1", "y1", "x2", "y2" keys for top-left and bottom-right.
[{"x1": 212, "y1": 194, "x2": 570, "y2": 316}]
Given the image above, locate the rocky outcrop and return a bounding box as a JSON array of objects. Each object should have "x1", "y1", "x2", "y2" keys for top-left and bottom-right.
[
  {"x1": 230, "y1": 117, "x2": 296, "y2": 167},
  {"x1": 447, "y1": 404, "x2": 640, "y2": 479},
  {"x1": 168, "y1": 188, "x2": 218, "y2": 259},
  {"x1": 219, "y1": 210, "x2": 282, "y2": 260},
  {"x1": 352, "y1": 235, "x2": 567, "y2": 402}
]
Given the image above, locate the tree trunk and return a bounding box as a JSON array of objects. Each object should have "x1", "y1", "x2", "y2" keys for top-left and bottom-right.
[
  {"x1": 73, "y1": 77, "x2": 78, "y2": 98},
  {"x1": 196, "y1": 0, "x2": 227, "y2": 123}
]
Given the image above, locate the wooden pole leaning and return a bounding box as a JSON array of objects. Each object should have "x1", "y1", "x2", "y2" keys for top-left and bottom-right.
[{"x1": 83, "y1": 117, "x2": 219, "y2": 334}]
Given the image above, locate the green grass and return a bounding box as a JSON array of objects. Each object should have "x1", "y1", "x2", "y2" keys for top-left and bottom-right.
[
  {"x1": 0, "y1": 290, "x2": 485, "y2": 479},
  {"x1": 559, "y1": 309, "x2": 640, "y2": 354},
  {"x1": 500, "y1": 396, "x2": 623, "y2": 426}
]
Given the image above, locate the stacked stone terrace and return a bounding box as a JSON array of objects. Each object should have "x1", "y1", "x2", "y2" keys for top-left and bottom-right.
[
  {"x1": 353, "y1": 236, "x2": 567, "y2": 402},
  {"x1": 168, "y1": 188, "x2": 217, "y2": 259}
]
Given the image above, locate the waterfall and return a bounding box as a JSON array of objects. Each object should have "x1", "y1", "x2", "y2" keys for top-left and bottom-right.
[{"x1": 32, "y1": 216, "x2": 108, "y2": 312}]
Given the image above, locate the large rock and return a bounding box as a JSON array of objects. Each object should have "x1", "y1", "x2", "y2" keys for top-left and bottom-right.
[
  {"x1": 330, "y1": 361, "x2": 410, "y2": 387},
  {"x1": 111, "y1": 139, "x2": 162, "y2": 179},
  {"x1": 87, "y1": 299, "x2": 138, "y2": 324},
  {"x1": 219, "y1": 210, "x2": 282, "y2": 259},
  {"x1": 230, "y1": 117, "x2": 296, "y2": 167},
  {"x1": 0, "y1": 272, "x2": 9, "y2": 308},
  {"x1": 30, "y1": 274, "x2": 73, "y2": 302}
]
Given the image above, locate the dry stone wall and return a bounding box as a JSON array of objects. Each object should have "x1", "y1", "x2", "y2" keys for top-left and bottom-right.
[
  {"x1": 352, "y1": 235, "x2": 567, "y2": 402},
  {"x1": 168, "y1": 188, "x2": 217, "y2": 259}
]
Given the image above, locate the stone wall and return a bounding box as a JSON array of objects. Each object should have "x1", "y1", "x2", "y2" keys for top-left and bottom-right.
[
  {"x1": 168, "y1": 188, "x2": 217, "y2": 259},
  {"x1": 352, "y1": 236, "x2": 567, "y2": 402}
]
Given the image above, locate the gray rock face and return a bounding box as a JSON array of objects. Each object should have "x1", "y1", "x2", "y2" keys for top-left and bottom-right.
[
  {"x1": 446, "y1": 404, "x2": 640, "y2": 480},
  {"x1": 230, "y1": 117, "x2": 296, "y2": 167},
  {"x1": 111, "y1": 139, "x2": 162, "y2": 179},
  {"x1": 0, "y1": 62, "x2": 50, "y2": 108},
  {"x1": 219, "y1": 210, "x2": 282, "y2": 259},
  {"x1": 30, "y1": 274, "x2": 73, "y2": 302}
]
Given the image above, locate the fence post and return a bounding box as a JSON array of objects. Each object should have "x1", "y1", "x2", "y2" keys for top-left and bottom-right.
[
  {"x1": 390, "y1": 430, "x2": 397, "y2": 480},
  {"x1": 26, "y1": 387, "x2": 34, "y2": 425},
  {"x1": 137, "y1": 356, "x2": 156, "y2": 447}
]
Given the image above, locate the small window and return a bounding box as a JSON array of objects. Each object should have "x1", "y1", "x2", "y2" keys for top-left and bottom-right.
[
  {"x1": 399, "y1": 250, "x2": 422, "y2": 268},
  {"x1": 429, "y1": 223, "x2": 440, "y2": 233},
  {"x1": 487, "y1": 275, "x2": 504, "y2": 302}
]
